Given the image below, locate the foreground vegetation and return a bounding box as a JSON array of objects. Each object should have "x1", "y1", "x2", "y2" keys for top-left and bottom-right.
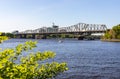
[
  {"x1": 102, "y1": 24, "x2": 120, "y2": 41},
  {"x1": 0, "y1": 41, "x2": 68, "y2": 79},
  {"x1": 0, "y1": 32, "x2": 8, "y2": 43}
]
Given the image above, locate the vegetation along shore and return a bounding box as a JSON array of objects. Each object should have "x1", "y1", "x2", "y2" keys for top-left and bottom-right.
[{"x1": 102, "y1": 24, "x2": 120, "y2": 42}]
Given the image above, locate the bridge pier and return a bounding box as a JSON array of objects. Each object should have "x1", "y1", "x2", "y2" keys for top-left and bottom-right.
[
  {"x1": 41, "y1": 34, "x2": 47, "y2": 39},
  {"x1": 19, "y1": 34, "x2": 26, "y2": 38},
  {"x1": 32, "y1": 34, "x2": 43, "y2": 39},
  {"x1": 78, "y1": 36, "x2": 85, "y2": 40},
  {"x1": 18, "y1": 34, "x2": 41, "y2": 39},
  {"x1": 32, "y1": 34, "x2": 36, "y2": 39}
]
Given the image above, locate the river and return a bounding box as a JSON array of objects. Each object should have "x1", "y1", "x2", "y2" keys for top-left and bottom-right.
[{"x1": 0, "y1": 39, "x2": 120, "y2": 79}]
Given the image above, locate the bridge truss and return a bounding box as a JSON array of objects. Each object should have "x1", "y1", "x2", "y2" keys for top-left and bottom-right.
[{"x1": 19, "y1": 23, "x2": 107, "y2": 34}]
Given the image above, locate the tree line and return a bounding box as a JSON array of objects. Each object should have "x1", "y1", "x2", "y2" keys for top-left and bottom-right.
[{"x1": 103, "y1": 24, "x2": 120, "y2": 39}]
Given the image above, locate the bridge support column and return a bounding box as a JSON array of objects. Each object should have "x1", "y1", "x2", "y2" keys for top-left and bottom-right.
[
  {"x1": 42, "y1": 35, "x2": 47, "y2": 39},
  {"x1": 19, "y1": 34, "x2": 26, "y2": 38},
  {"x1": 15, "y1": 34, "x2": 21, "y2": 38},
  {"x1": 20, "y1": 34, "x2": 22, "y2": 38},
  {"x1": 78, "y1": 36, "x2": 85, "y2": 40},
  {"x1": 32, "y1": 34, "x2": 36, "y2": 39}
]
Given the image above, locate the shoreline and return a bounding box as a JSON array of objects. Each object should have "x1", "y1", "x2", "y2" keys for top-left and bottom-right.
[{"x1": 101, "y1": 39, "x2": 120, "y2": 42}]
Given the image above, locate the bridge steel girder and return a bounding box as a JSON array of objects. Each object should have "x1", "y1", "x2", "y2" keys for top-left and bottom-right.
[{"x1": 16, "y1": 22, "x2": 107, "y2": 39}]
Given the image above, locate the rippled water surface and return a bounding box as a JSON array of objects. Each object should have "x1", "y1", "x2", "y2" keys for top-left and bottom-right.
[{"x1": 0, "y1": 39, "x2": 120, "y2": 79}]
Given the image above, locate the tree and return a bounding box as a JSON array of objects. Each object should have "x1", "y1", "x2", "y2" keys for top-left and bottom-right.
[
  {"x1": 103, "y1": 24, "x2": 120, "y2": 39},
  {"x1": 0, "y1": 41, "x2": 68, "y2": 79},
  {"x1": 0, "y1": 32, "x2": 8, "y2": 43},
  {"x1": 5, "y1": 33, "x2": 14, "y2": 38},
  {"x1": 103, "y1": 30, "x2": 111, "y2": 39},
  {"x1": 112, "y1": 24, "x2": 120, "y2": 39}
]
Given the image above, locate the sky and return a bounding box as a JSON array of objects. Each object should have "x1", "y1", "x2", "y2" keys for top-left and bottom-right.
[{"x1": 0, "y1": 0, "x2": 120, "y2": 32}]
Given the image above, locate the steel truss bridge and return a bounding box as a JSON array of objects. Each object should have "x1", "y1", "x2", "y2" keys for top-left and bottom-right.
[{"x1": 16, "y1": 23, "x2": 107, "y2": 39}]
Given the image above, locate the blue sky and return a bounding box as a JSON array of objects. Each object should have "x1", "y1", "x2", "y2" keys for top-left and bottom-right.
[{"x1": 0, "y1": 0, "x2": 120, "y2": 32}]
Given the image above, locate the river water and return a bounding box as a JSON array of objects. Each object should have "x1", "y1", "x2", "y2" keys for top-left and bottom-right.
[{"x1": 0, "y1": 39, "x2": 120, "y2": 79}]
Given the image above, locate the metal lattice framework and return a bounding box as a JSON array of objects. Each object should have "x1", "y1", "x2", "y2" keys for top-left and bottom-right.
[
  {"x1": 59, "y1": 23, "x2": 107, "y2": 32},
  {"x1": 19, "y1": 23, "x2": 107, "y2": 34}
]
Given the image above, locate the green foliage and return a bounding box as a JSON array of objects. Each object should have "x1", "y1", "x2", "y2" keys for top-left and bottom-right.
[
  {"x1": 104, "y1": 31, "x2": 112, "y2": 39},
  {"x1": 0, "y1": 41, "x2": 68, "y2": 79},
  {"x1": 112, "y1": 24, "x2": 120, "y2": 39},
  {"x1": 5, "y1": 33, "x2": 14, "y2": 38},
  {"x1": 0, "y1": 32, "x2": 8, "y2": 43},
  {"x1": 103, "y1": 24, "x2": 120, "y2": 39},
  {"x1": 117, "y1": 35, "x2": 120, "y2": 39},
  {"x1": 0, "y1": 36, "x2": 8, "y2": 42},
  {"x1": 60, "y1": 34, "x2": 66, "y2": 38}
]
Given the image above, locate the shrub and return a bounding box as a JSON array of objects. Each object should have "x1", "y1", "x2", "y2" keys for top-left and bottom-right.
[{"x1": 0, "y1": 41, "x2": 68, "y2": 79}]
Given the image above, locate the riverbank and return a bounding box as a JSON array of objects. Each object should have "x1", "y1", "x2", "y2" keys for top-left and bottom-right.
[{"x1": 101, "y1": 39, "x2": 120, "y2": 42}]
